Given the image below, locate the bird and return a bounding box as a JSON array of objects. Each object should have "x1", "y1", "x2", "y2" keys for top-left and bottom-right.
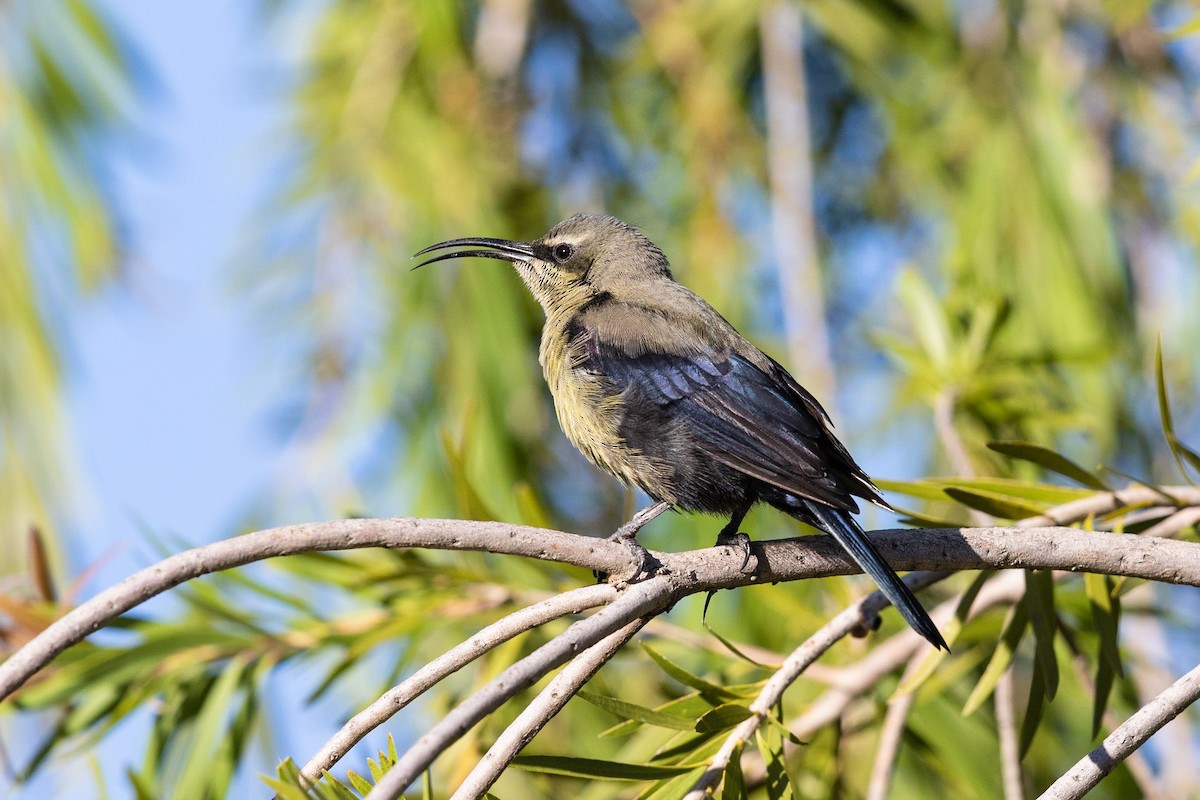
[{"x1": 414, "y1": 213, "x2": 947, "y2": 650}]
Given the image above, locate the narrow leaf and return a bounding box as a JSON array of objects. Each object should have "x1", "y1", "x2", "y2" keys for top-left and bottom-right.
[
  {"x1": 944, "y1": 488, "x2": 1045, "y2": 520},
  {"x1": 578, "y1": 691, "x2": 697, "y2": 731},
  {"x1": 895, "y1": 571, "x2": 992, "y2": 697},
  {"x1": 511, "y1": 755, "x2": 696, "y2": 781},
  {"x1": 702, "y1": 620, "x2": 782, "y2": 669},
  {"x1": 721, "y1": 741, "x2": 746, "y2": 800},
  {"x1": 1026, "y1": 570, "x2": 1060, "y2": 700},
  {"x1": 1019, "y1": 666, "x2": 1046, "y2": 758},
  {"x1": 1084, "y1": 573, "x2": 1123, "y2": 678},
  {"x1": 963, "y1": 600, "x2": 1029, "y2": 716},
  {"x1": 642, "y1": 644, "x2": 741, "y2": 700},
  {"x1": 695, "y1": 703, "x2": 753, "y2": 733},
  {"x1": 986, "y1": 440, "x2": 1108, "y2": 490},
  {"x1": 1156, "y1": 340, "x2": 1197, "y2": 484}
]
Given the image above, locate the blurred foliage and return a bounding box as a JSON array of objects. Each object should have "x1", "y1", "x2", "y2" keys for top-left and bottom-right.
[
  {"x1": 5, "y1": 0, "x2": 1200, "y2": 798},
  {"x1": 0, "y1": 0, "x2": 137, "y2": 576}
]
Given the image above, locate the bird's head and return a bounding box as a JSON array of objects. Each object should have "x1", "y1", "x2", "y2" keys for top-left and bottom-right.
[{"x1": 414, "y1": 213, "x2": 672, "y2": 315}]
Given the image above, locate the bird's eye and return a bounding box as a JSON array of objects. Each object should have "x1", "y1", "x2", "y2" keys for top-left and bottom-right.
[{"x1": 552, "y1": 243, "x2": 575, "y2": 263}]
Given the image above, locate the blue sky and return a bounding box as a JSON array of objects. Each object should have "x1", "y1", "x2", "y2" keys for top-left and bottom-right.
[
  {"x1": 69, "y1": 2, "x2": 286, "y2": 573},
  {"x1": 11, "y1": 2, "x2": 326, "y2": 794}
]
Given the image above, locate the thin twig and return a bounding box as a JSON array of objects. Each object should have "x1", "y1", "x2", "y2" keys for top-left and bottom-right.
[
  {"x1": 1066, "y1": 647, "x2": 1158, "y2": 798},
  {"x1": 1038, "y1": 660, "x2": 1200, "y2": 799},
  {"x1": 300, "y1": 584, "x2": 615, "y2": 783},
  {"x1": 682, "y1": 572, "x2": 953, "y2": 800},
  {"x1": 450, "y1": 617, "x2": 651, "y2": 800},
  {"x1": 995, "y1": 669, "x2": 1024, "y2": 800},
  {"x1": 1140, "y1": 506, "x2": 1200, "y2": 539},
  {"x1": 865, "y1": 660, "x2": 920, "y2": 800},
  {"x1": 364, "y1": 578, "x2": 675, "y2": 800},
  {"x1": 0, "y1": 517, "x2": 635, "y2": 701}
]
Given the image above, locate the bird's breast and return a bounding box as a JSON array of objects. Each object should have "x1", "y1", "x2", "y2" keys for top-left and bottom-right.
[{"x1": 539, "y1": 318, "x2": 674, "y2": 502}]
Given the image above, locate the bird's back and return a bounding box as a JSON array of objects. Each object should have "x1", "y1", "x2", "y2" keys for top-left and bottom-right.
[{"x1": 539, "y1": 279, "x2": 885, "y2": 516}]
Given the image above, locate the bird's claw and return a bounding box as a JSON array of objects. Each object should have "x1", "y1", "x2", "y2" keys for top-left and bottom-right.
[
  {"x1": 603, "y1": 529, "x2": 660, "y2": 584},
  {"x1": 715, "y1": 530, "x2": 753, "y2": 572}
]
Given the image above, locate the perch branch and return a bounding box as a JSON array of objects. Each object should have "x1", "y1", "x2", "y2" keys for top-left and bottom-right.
[{"x1": 8, "y1": 512, "x2": 1200, "y2": 705}]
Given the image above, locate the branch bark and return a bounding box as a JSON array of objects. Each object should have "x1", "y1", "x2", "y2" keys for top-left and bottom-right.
[
  {"x1": 449, "y1": 616, "x2": 651, "y2": 799},
  {"x1": 4, "y1": 486, "x2": 1200, "y2": 799},
  {"x1": 299, "y1": 583, "x2": 615, "y2": 783},
  {"x1": 6, "y1": 500, "x2": 1200, "y2": 704},
  {"x1": 1039, "y1": 660, "x2": 1200, "y2": 800}
]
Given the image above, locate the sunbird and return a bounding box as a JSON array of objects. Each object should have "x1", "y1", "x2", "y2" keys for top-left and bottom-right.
[{"x1": 416, "y1": 214, "x2": 946, "y2": 650}]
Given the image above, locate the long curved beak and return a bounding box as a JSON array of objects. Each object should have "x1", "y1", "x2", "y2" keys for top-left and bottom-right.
[{"x1": 412, "y1": 236, "x2": 533, "y2": 269}]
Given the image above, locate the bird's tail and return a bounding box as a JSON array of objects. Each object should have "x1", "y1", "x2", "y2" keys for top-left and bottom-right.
[{"x1": 804, "y1": 503, "x2": 947, "y2": 651}]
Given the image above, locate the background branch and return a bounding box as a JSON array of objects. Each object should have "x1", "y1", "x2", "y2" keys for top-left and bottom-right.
[
  {"x1": 300, "y1": 583, "x2": 615, "y2": 783},
  {"x1": 1039, "y1": 661, "x2": 1200, "y2": 800},
  {"x1": 449, "y1": 617, "x2": 651, "y2": 799}
]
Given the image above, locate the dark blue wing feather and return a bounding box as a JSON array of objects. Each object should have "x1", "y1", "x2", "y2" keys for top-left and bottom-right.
[{"x1": 585, "y1": 342, "x2": 872, "y2": 512}]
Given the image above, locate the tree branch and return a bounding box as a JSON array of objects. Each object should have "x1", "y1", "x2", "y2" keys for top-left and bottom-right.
[
  {"x1": 6, "y1": 502, "x2": 1200, "y2": 705},
  {"x1": 682, "y1": 572, "x2": 952, "y2": 800},
  {"x1": 363, "y1": 578, "x2": 673, "y2": 800},
  {"x1": 299, "y1": 583, "x2": 615, "y2": 783},
  {"x1": 1039, "y1": 660, "x2": 1200, "y2": 800},
  {"x1": 449, "y1": 616, "x2": 651, "y2": 799}
]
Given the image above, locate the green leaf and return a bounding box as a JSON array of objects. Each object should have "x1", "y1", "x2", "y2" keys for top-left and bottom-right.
[
  {"x1": 511, "y1": 755, "x2": 697, "y2": 781},
  {"x1": 578, "y1": 691, "x2": 698, "y2": 731},
  {"x1": 944, "y1": 488, "x2": 1046, "y2": 520},
  {"x1": 878, "y1": 477, "x2": 1092, "y2": 506},
  {"x1": 642, "y1": 644, "x2": 743, "y2": 700},
  {"x1": 1156, "y1": 340, "x2": 1198, "y2": 485},
  {"x1": 347, "y1": 770, "x2": 375, "y2": 795},
  {"x1": 169, "y1": 656, "x2": 249, "y2": 800},
  {"x1": 1085, "y1": 572, "x2": 1123, "y2": 738},
  {"x1": 262, "y1": 759, "x2": 314, "y2": 800},
  {"x1": 1019, "y1": 665, "x2": 1046, "y2": 758},
  {"x1": 756, "y1": 724, "x2": 794, "y2": 800},
  {"x1": 895, "y1": 571, "x2": 992, "y2": 697},
  {"x1": 963, "y1": 600, "x2": 1028, "y2": 716},
  {"x1": 896, "y1": 267, "x2": 952, "y2": 369},
  {"x1": 1025, "y1": 570, "x2": 1059, "y2": 700},
  {"x1": 721, "y1": 740, "x2": 746, "y2": 800},
  {"x1": 986, "y1": 440, "x2": 1108, "y2": 490},
  {"x1": 702, "y1": 620, "x2": 782, "y2": 669},
  {"x1": 695, "y1": 703, "x2": 753, "y2": 733},
  {"x1": 1084, "y1": 573, "x2": 1123, "y2": 678}
]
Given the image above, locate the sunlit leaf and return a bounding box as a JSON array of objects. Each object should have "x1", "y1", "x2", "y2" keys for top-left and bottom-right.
[
  {"x1": 1026, "y1": 570, "x2": 1060, "y2": 701},
  {"x1": 963, "y1": 600, "x2": 1029, "y2": 716},
  {"x1": 695, "y1": 703, "x2": 753, "y2": 733},
  {"x1": 642, "y1": 643, "x2": 743, "y2": 701},
  {"x1": 986, "y1": 441, "x2": 1108, "y2": 490},
  {"x1": 578, "y1": 690, "x2": 698, "y2": 731},
  {"x1": 511, "y1": 755, "x2": 697, "y2": 781}
]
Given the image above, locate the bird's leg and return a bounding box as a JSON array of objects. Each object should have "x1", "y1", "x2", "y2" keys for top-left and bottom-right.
[
  {"x1": 604, "y1": 500, "x2": 671, "y2": 582},
  {"x1": 715, "y1": 500, "x2": 754, "y2": 572}
]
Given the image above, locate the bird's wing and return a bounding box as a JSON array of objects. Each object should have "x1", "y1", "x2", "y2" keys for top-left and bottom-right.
[{"x1": 578, "y1": 317, "x2": 877, "y2": 511}]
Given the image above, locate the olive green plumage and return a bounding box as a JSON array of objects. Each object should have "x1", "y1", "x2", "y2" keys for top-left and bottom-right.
[{"x1": 416, "y1": 214, "x2": 946, "y2": 650}]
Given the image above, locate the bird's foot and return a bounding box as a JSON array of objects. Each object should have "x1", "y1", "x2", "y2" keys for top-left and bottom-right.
[
  {"x1": 595, "y1": 501, "x2": 671, "y2": 585},
  {"x1": 715, "y1": 530, "x2": 754, "y2": 572},
  {"x1": 605, "y1": 529, "x2": 659, "y2": 584}
]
